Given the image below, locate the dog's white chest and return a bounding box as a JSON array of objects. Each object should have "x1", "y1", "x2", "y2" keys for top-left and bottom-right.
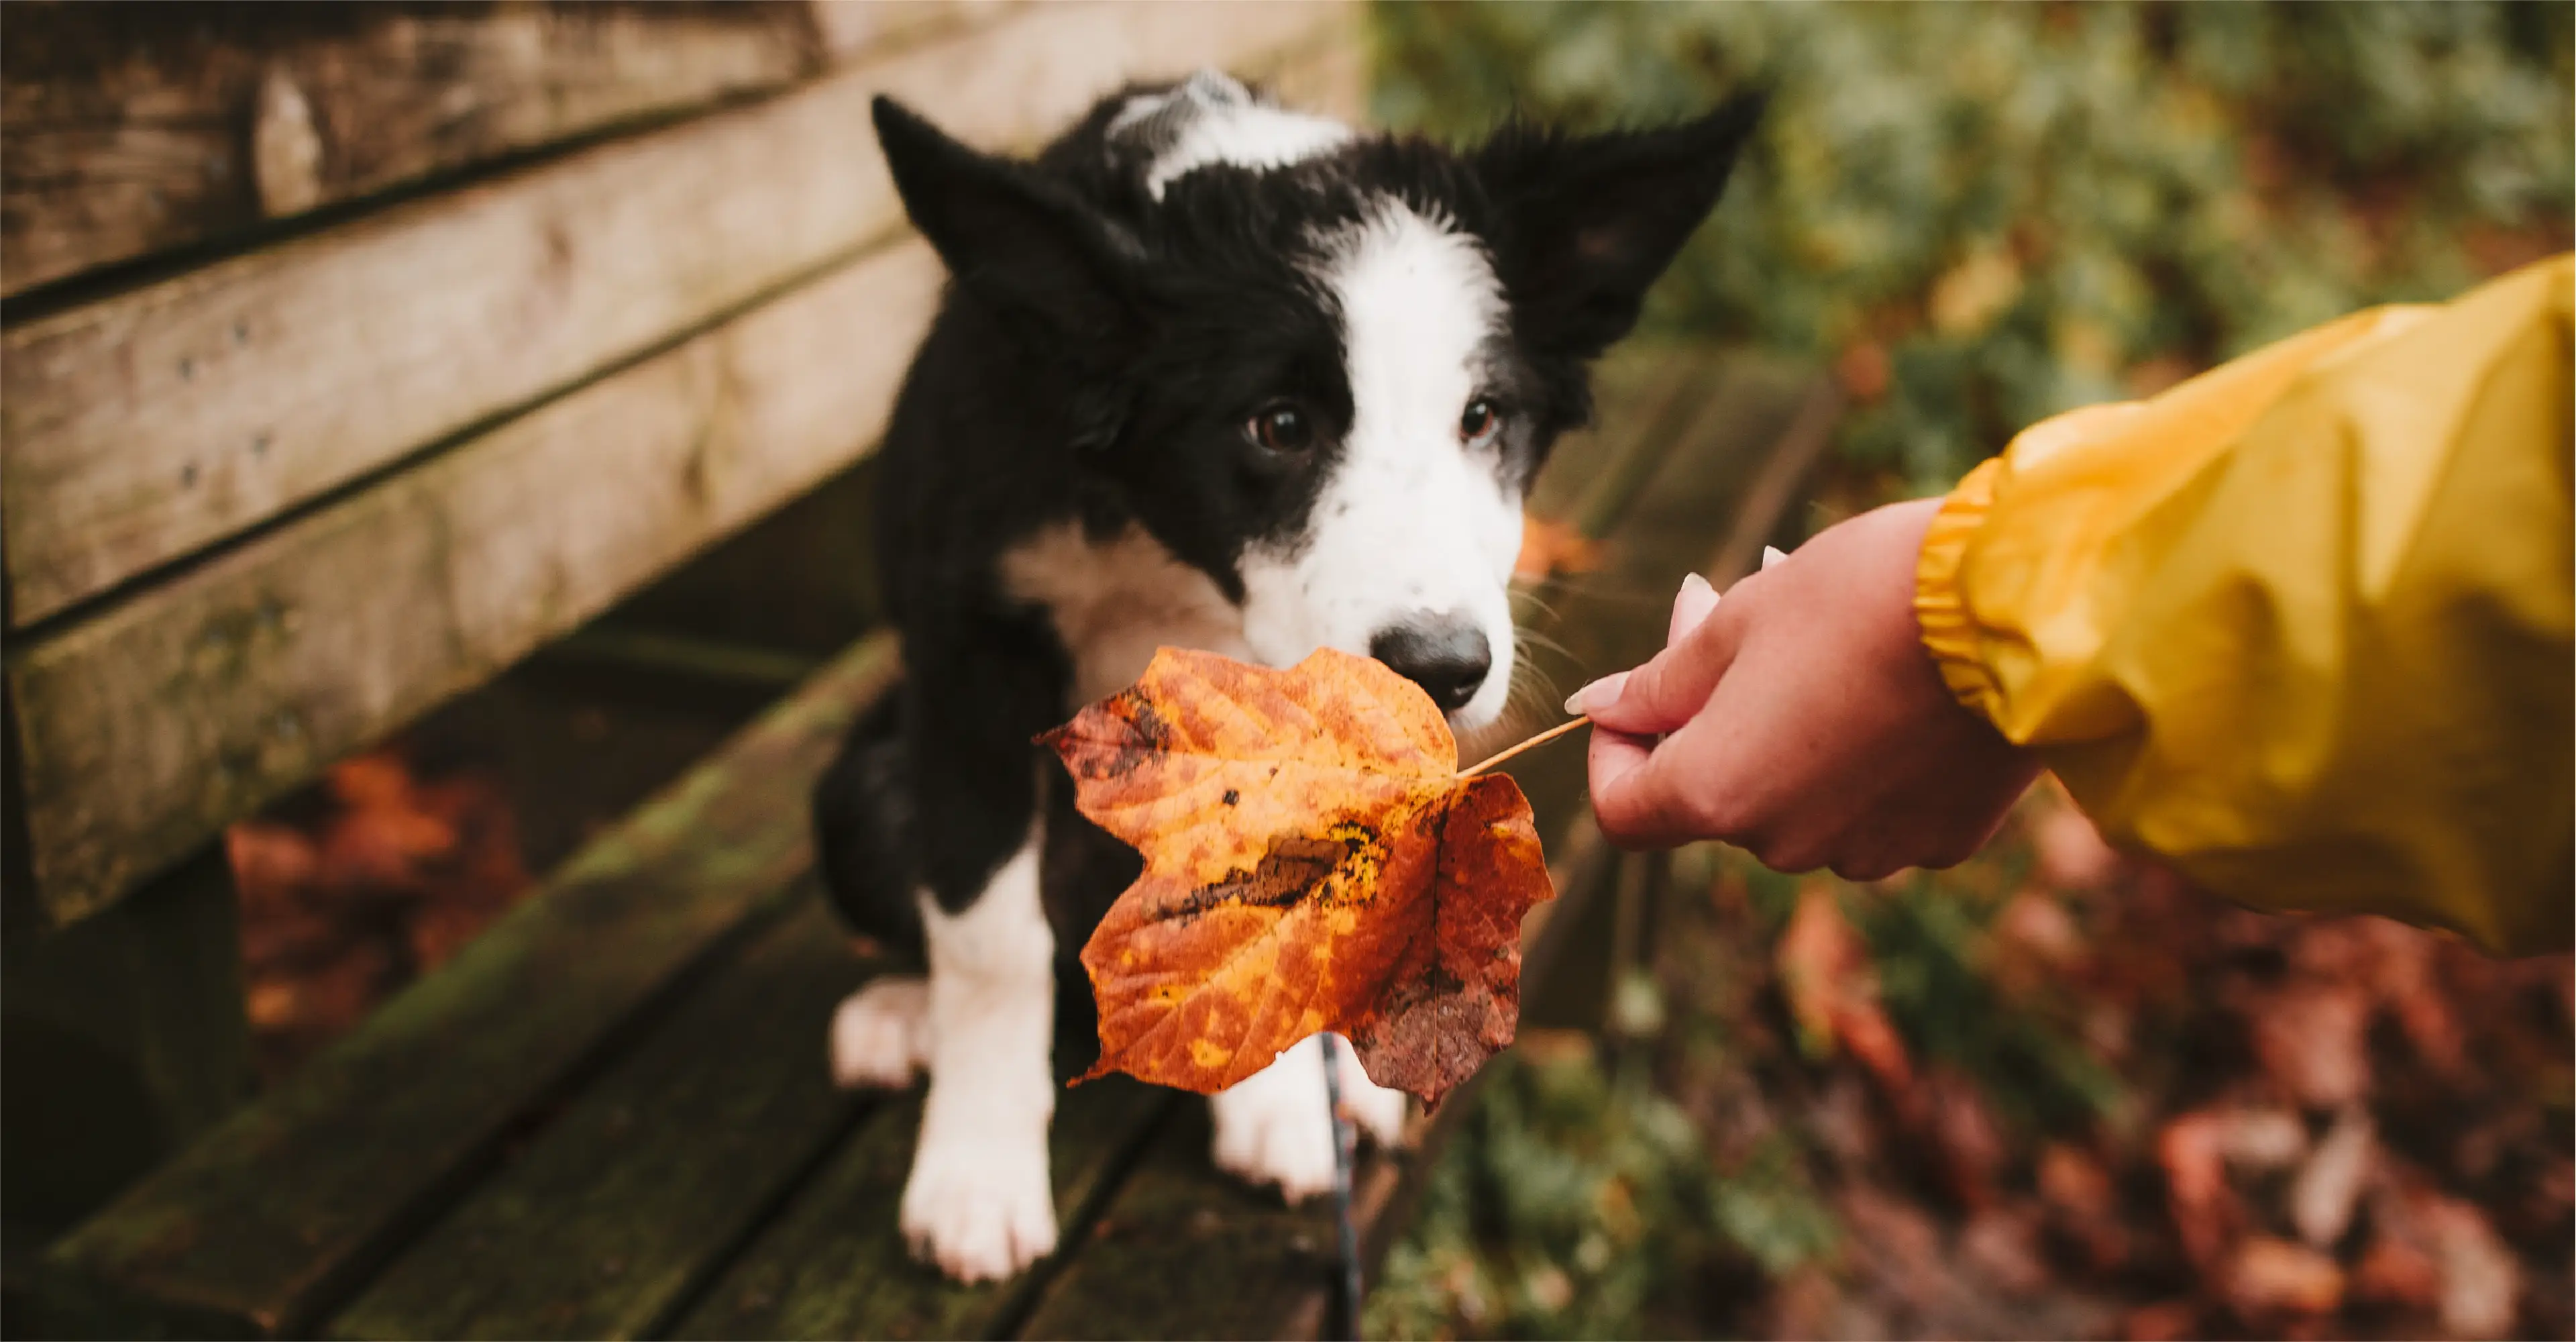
[{"x1": 1000, "y1": 521, "x2": 1248, "y2": 705}]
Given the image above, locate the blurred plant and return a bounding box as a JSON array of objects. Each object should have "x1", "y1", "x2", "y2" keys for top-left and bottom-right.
[
  {"x1": 1372, "y1": 784, "x2": 2574, "y2": 1340},
  {"x1": 1373, "y1": 1, "x2": 2574, "y2": 494},
  {"x1": 1364, "y1": 1031, "x2": 1838, "y2": 1340}
]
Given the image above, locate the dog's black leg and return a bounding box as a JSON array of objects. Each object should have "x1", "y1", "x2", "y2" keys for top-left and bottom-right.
[
  {"x1": 827, "y1": 607, "x2": 1073, "y2": 1282},
  {"x1": 814, "y1": 689, "x2": 924, "y2": 960}
]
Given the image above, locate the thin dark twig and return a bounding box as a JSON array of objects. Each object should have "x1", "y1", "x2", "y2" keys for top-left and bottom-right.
[{"x1": 1320, "y1": 1033, "x2": 1364, "y2": 1341}]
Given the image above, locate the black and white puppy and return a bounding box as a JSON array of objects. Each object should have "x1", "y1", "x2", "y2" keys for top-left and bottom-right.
[{"x1": 814, "y1": 71, "x2": 1760, "y2": 1282}]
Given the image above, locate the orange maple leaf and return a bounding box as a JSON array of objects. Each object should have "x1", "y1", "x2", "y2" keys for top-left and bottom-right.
[{"x1": 1041, "y1": 647, "x2": 1568, "y2": 1106}]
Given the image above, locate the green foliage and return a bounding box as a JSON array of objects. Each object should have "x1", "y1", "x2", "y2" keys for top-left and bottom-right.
[
  {"x1": 1364, "y1": 1039, "x2": 1835, "y2": 1341},
  {"x1": 1373, "y1": 1, "x2": 2573, "y2": 493},
  {"x1": 1838, "y1": 875, "x2": 2126, "y2": 1137}
]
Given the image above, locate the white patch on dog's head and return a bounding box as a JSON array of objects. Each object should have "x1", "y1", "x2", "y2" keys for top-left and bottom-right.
[
  {"x1": 1236, "y1": 203, "x2": 1525, "y2": 728},
  {"x1": 1110, "y1": 70, "x2": 1352, "y2": 201}
]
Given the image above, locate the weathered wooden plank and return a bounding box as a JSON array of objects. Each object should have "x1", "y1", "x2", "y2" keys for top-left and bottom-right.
[
  {"x1": 0, "y1": 843, "x2": 252, "y2": 1239},
  {"x1": 669, "y1": 1077, "x2": 1175, "y2": 1341},
  {"x1": 6, "y1": 237, "x2": 939, "y2": 929},
  {"x1": 0, "y1": 3, "x2": 830, "y2": 299},
  {"x1": 804, "y1": 1, "x2": 1023, "y2": 64},
  {"x1": 1012, "y1": 1102, "x2": 1347, "y2": 1342},
  {"x1": 326, "y1": 891, "x2": 877, "y2": 1342},
  {"x1": 0, "y1": 0, "x2": 1351, "y2": 627},
  {"x1": 40, "y1": 635, "x2": 899, "y2": 1339}
]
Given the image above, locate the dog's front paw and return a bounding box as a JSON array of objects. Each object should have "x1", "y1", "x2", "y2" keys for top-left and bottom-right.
[
  {"x1": 830, "y1": 976, "x2": 930, "y2": 1089},
  {"x1": 1210, "y1": 1035, "x2": 1409, "y2": 1202},
  {"x1": 900, "y1": 1139, "x2": 1057, "y2": 1282}
]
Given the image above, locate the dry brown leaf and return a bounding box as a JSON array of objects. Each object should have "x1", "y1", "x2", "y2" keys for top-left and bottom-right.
[
  {"x1": 2038, "y1": 1142, "x2": 2130, "y2": 1270},
  {"x1": 1043, "y1": 646, "x2": 1563, "y2": 1105},
  {"x1": 2419, "y1": 1192, "x2": 2521, "y2": 1338},
  {"x1": 2251, "y1": 982, "x2": 2373, "y2": 1108},
  {"x1": 2223, "y1": 1236, "x2": 2345, "y2": 1321},
  {"x1": 1777, "y1": 884, "x2": 1915, "y2": 1098},
  {"x1": 2159, "y1": 1105, "x2": 2286, "y2": 1269},
  {"x1": 2121, "y1": 1300, "x2": 2202, "y2": 1342},
  {"x1": 2351, "y1": 1229, "x2": 2444, "y2": 1311},
  {"x1": 2289, "y1": 1106, "x2": 2374, "y2": 1248}
]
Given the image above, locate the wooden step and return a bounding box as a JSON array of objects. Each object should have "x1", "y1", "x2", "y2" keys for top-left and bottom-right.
[{"x1": 39, "y1": 635, "x2": 899, "y2": 1338}]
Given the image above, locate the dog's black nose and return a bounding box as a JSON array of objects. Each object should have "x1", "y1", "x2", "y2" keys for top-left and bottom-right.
[{"x1": 1370, "y1": 616, "x2": 1492, "y2": 714}]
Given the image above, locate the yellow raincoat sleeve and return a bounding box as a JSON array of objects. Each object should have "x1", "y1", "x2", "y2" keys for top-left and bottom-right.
[{"x1": 1915, "y1": 254, "x2": 2573, "y2": 955}]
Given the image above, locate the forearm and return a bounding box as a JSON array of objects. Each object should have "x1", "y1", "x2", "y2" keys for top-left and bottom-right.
[{"x1": 1916, "y1": 255, "x2": 2574, "y2": 953}]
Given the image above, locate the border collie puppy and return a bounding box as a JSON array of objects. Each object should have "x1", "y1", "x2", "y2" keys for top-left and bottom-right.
[{"x1": 814, "y1": 71, "x2": 1760, "y2": 1282}]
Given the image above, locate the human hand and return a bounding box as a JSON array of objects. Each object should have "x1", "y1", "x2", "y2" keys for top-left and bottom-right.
[{"x1": 1572, "y1": 498, "x2": 2041, "y2": 878}]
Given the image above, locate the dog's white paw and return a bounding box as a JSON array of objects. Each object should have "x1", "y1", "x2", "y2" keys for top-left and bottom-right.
[
  {"x1": 1210, "y1": 1035, "x2": 1409, "y2": 1202},
  {"x1": 899, "y1": 1137, "x2": 1057, "y2": 1282},
  {"x1": 829, "y1": 976, "x2": 930, "y2": 1089}
]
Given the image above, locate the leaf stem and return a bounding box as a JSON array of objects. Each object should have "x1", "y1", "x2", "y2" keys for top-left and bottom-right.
[{"x1": 1459, "y1": 715, "x2": 1591, "y2": 777}]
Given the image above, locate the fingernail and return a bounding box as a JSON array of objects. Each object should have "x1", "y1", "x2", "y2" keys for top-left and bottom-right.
[
  {"x1": 1564, "y1": 670, "x2": 1628, "y2": 717},
  {"x1": 1671, "y1": 572, "x2": 1719, "y2": 640},
  {"x1": 1762, "y1": 544, "x2": 1789, "y2": 570}
]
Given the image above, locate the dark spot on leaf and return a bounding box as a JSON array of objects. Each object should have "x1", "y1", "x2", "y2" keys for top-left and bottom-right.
[
  {"x1": 1222, "y1": 789, "x2": 1240, "y2": 807},
  {"x1": 1162, "y1": 832, "x2": 1356, "y2": 921}
]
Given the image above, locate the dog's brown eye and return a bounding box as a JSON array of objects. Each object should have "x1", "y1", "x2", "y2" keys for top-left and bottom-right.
[
  {"x1": 1249, "y1": 403, "x2": 1313, "y2": 453},
  {"x1": 1460, "y1": 398, "x2": 1501, "y2": 443}
]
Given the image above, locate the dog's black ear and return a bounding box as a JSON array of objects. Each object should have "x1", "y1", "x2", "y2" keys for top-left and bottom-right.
[
  {"x1": 873, "y1": 96, "x2": 1140, "y2": 349},
  {"x1": 1472, "y1": 93, "x2": 1765, "y2": 360}
]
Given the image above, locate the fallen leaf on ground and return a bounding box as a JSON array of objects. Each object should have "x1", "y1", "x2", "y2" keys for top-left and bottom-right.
[
  {"x1": 2159, "y1": 1104, "x2": 2304, "y2": 1268},
  {"x1": 2289, "y1": 1106, "x2": 2373, "y2": 1248},
  {"x1": 1777, "y1": 885, "x2": 1915, "y2": 1098},
  {"x1": 2419, "y1": 1190, "x2": 2521, "y2": 1339},
  {"x1": 2223, "y1": 1236, "x2": 2345, "y2": 1320},
  {"x1": 2122, "y1": 1300, "x2": 2202, "y2": 1342},
  {"x1": 1044, "y1": 647, "x2": 1563, "y2": 1105},
  {"x1": 2249, "y1": 981, "x2": 2373, "y2": 1108}
]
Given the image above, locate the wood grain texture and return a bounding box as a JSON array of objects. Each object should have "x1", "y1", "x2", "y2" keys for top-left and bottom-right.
[
  {"x1": 804, "y1": 0, "x2": 1021, "y2": 63},
  {"x1": 0, "y1": 0, "x2": 1349, "y2": 627},
  {"x1": 0, "y1": 3, "x2": 830, "y2": 298},
  {"x1": 7, "y1": 237, "x2": 941, "y2": 928},
  {"x1": 669, "y1": 1078, "x2": 1174, "y2": 1342},
  {"x1": 1012, "y1": 1101, "x2": 1346, "y2": 1342},
  {"x1": 40, "y1": 635, "x2": 899, "y2": 1340},
  {"x1": 325, "y1": 892, "x2": 877, "y2": 1342}
]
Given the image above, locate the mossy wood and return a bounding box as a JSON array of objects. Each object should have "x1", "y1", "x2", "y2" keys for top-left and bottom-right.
[
  {"x1": 1014, "y1": 1102, "x2": 1348, "y2": 1341},
  {"x1": 667, "y1": 1081, "x2": 1173, "y2": 1341},
  {"x1": 326, "y1": 894, "x2": 879, "y2": 1342},
  {"x1": 38, "y1": 637, "x2": 899, "y2": 1338},
  {"x1": 7, "y1": 235, "x2": 939, "y2": 931}
]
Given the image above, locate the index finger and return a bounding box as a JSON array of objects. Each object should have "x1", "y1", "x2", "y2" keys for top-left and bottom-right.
[{"x1": 1588, "y1": 703, "x2": 1747, "y2": 849}]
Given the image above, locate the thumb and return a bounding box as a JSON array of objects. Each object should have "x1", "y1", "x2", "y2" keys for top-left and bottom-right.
[{"x1": 1569, "y1": 592, "x2": 1744, "y2": 735}]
